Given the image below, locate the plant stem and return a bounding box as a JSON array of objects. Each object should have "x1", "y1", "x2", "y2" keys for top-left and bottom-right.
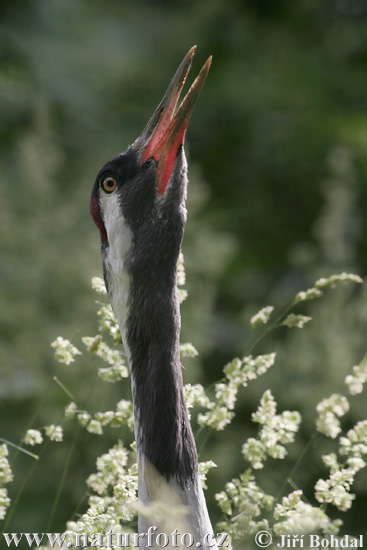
[
  {"x1": 46, "y1": 425, "x2": 81, "y2": 532},
  {"x1": 246, "y1": 302, "x2": 293, "y2": 356},
  {"x1": 277, "y1": 431, "x2": 319, "y2": 502}
]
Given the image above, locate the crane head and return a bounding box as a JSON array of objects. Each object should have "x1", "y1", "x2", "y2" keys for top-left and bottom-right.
[
  {"x1": 90, "y1": 46, "x2": 211, "y2": 350},
  {"x1": 90, "y1": 47, "x2": 211, "y2": 258}
]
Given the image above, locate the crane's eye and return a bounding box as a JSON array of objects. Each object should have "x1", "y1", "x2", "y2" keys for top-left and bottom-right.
[{"x1": 101, "y1": 176, "x2": 117, "y2": 194}]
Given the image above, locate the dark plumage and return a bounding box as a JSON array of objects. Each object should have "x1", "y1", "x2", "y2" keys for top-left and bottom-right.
[{"x1": 91, "y1": 47, "x2": 216, "y2": 549}]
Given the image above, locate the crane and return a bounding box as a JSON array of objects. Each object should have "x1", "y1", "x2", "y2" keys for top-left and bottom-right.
[{"x1": 90, "y1": 47, "x2": 217, "y2": 550}]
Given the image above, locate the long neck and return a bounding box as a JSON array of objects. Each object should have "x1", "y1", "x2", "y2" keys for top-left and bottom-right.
[
  {"x1": 105, "y1": 242, "x2": 216, "y2": 549},
  {"x1": 128, "y1": 282, "x2": 197, "y2": 482}
]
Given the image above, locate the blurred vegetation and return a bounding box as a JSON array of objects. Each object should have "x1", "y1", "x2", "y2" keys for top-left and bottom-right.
[{"x1": 1, "y1": 0, "x2": 366, "y2": 538}]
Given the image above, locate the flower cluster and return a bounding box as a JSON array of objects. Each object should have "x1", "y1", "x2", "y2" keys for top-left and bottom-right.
[
  {"x1": 315, "y1": 465, "x2": 356, "y2": 512},
  {"x1": 23, "y1": 426, "x2": 63, "y2": 446},
  {"x1": 91, "y1": 276, "x2": 107, "y2": 295},
  {"x1": 316, "y1": 394, "x2": 349, "y2": 439},
  {"x1": 177, "y1": 252, "x2": 188, "y2": 304},
  {"x1": 293, "y1": 272, "x2": 363, "y2": 305},
  {"x1": 196, "y1": 354, "x2": 276, "y2": 431},
  {"x1": 294, "y1": 287, "x2": 323, "y2": 304},
  {"x1": 216, "y1": 470, "x2": 273, "y2": 538},
  {"x1": 251, "y1": 306, "x2": 274, "y2": 327},
  {"x1": 93, "y1": 276, "x2": 122, "y2": 343},
  {"x1": 184, "y1": 384, "x2": 212, "y2": 413},
  {"x1": 65, "y1": 443, "x2": 138, "y2": 545},
  {"x1": 242, "y1": 390, "x2": 301, "y2": 469},
  {"x1": 282, "y1": 314, "x2": 312, "y2": 329},
  {"x1": 0, "y1": 488, "x2": 10, "y2": 522},
  {"x1": 51, "y1": 337, "x2": 81, "y2": 365},
  {"x1": 180, "y1": 343, "x2": 199, "y2": 358},
  {"x1": 64, "y1": 399, "x2": 135, "y2": 436},
  {"x1": 0, "y1": 444, "x2": 13, "y2": 520},
  {"x1": 97, "y1": 304, "x2": 122, "y2": 345},
  {"x1": 274, "y1": 490, "x2": 342, "y2": 535},
  {"x1": 44, "y1": 424, "x2": 63, "y2": 442},
  {"x1": 315, "y1": 418, "x2": 367, "y2": 512},
  {"x1": 339, "y1": 420, "x2": 367, "y2": 464},
  {"x1": 345, "y1": 354, "x2": 367, "y2": 395},
  {"x1": 23, "y1": 429, "x2": 43, "y2": 446},
  {"x1": 314, "y1": 273, "x2": 363, "y2": 289},
  {"x1": 82, "y1": 335, "x2": 128, "y2": 382},
  {"x1": 198, "y1": 460, "x2": 217, "y2": 490}
]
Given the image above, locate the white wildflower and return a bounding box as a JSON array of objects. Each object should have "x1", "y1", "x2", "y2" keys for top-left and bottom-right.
[
  {"x1": 180, "y1": 343, "x2": 199, "y2": 358},
  {"x1": 316, "y1": 394, "x2": 349, "y2": 439},
  {"x1": 97, "y1": 304, "x2": 121, "y2": 343},
  {"x1": 317, "y1": 394, "x2": 349, "y2": 418},
  {"x1": 345, "y1": 354, "x2": 367, "y2": 396},
  {"x1": 77, "y1": 411, "x2": 91, "y2": 427},
  {"x1": 322, "y1": 453, "x2": 339, "y2": 472},
  {"x1": 64, "y1": 422, "x2": 138, "y2": 538},
  {"x1": 242, "y1": 438, "x2": 266, "y2": 469},
  {"x1": 198, "y1": 407, "x2": 234, "y2": 431},
  {"x1": 252, "y1": 390, "x2": 276, "y2": 425},
  {"x1": 177, "y1": 288, "x2": 188, "y2": 304},
  {"x1": 177, "y1": 253, "x2": 188, "y2": 303},
  {"x1": 215, "y1": 381, "x2": 238, "y2": 410},
  {"x1": 315, "y1": 469, "x2": 356, "y2": 511},
  {"x1": 241, "y1": 353, "x2": 276, "y2": 383},
  {"x1": 251, "y1": 306, "x2": 274, "y2": 328},
  {"x1": 87, "y1": 420, "x2": 103, "y2": 435},
  {"x1": 267, "y1": 442, "x2": 287, "y2": 460},
  {"x1": 0, "y1": 445, "x2": 13, "y2": 484},
  {"x1": 243, "y1": 392, "x2": 301, "y2": 468},
  {"x1": 82, "y1": 336, "x2": 128, "y2": 380},
  {"x1": 315, "y1": 272, "x2": 363, "y2": 289},
  {"x1": 346, "y1": 456, "x2": 365, "y2": 473},
  {"x1": 223, "y1": 358, "x2": 242, "y2": 384},
  {"x1": 23, "y1": 429, "x2": 43, "y2": 446},
  {"x1": 94, "y1": 411, "x2": 115, "y2": 426},
  {"x1": 51, "y1": 337, "x2": 81, "y2": 365},
  {"x1": 114, "y1": 400, "x2": 134, "y2": 431},
  {"x1": 339, "y1": 420, "x2": 367, "y2": 459},
  {"x1": 276, "y1": 411, "x2": 301, "y2": 442},
  {"x1": 316, "y1": 420, "x2": 367, "y2": 514},
  {"x1": 294, "y1": 273, "x2": 362, "y2": 306},
  {"x1": 98, "y1": 363, "x2": 129, "y2": 382},
  {"x1": 184, "y1": 384, "x2": 212, "y2": 410},
  {"x1": 224, "y1": 354, "x2": 276, "y2": 389},
  {"x1": 215, "y1": 490, "x2": 232, "y2": 515},
  {"x1": 294, "y1": 287, "x2": 323, "y2": 304},
  {"x1": 177, "y1": 252, "x2": 186, "y2": 287},
  {"x1": 198, "y1": 460, "x2": 217, "y2": 490},
  {"x1": 215, "y1": 471, "x2": 273, "y2": 538},
  {"x1": 65, "y1": 401, "x2": 78, "y2": 419},
  {"x1": 91, "y1": 276, "x2": 107, "y2": 294},
  {"x1": 274, "y1": 490, "x2": 341, "y2": 535},
  {"x1": 283, "y1": 314, "x2": 312, "y2": 329},
  {"x1": 0, "y1": 488, "x2": 11, "y2": 520},
  {"x1": 44, "y1": 425, "x2": 63, "y2": 442},
  {"x1": 317, "y1": 411, "x2": 342, "y2": 439},
  {"x1": 87, "y1": 443, "x2": 130, "y2": 494}
]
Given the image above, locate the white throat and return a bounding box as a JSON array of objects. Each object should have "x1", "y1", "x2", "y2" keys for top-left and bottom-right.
[{"x1": 100, "y1": 192, "x2": 133, "y2": 361}]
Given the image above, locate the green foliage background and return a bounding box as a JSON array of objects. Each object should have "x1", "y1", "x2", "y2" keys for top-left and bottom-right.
[{"x1": 1, "y1": 0, "x2": 367, "y2": 538}]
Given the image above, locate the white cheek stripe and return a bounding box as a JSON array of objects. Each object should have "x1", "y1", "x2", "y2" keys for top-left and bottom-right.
[{"x1": 100, "y1": 192, "x2": 133, "y2": 364}]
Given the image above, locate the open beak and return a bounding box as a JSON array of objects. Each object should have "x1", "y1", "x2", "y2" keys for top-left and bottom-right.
[{"x1": 132, "y1": 46, "x2": 211, "y2": 196}]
